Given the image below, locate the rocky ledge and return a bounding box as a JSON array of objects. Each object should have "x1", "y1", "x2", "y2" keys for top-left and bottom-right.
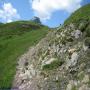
[{"x1": 12, "y1": 23, "x2": 90, "y2": 90}]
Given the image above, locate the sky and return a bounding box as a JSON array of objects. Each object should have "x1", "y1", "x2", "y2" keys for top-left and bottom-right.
[{"x1": 0, "y1": 0, "x2": 90, "y2": 27}]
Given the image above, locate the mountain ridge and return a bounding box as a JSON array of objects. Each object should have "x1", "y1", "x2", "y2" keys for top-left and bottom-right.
[{"x1": 13, "y1": 4, "x2": 90, "y2": 90}]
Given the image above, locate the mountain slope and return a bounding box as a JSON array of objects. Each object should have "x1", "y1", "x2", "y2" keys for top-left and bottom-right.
[
  {"x1": 13, "y1": 4, "x2": 90, "y2": 90},
  {"x1": 65, "y1": 4, "x2": 90, "y2": 37},
  {"x1": 0, "y1": 21, "x2": 49, "y2": 88},
  {"x1": 65, "y1": 4, "x2": 90, "y2": 24}
]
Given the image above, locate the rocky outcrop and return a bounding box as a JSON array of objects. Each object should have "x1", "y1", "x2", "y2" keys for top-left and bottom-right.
[
  {"x1": 13, "y1": 24, "x2": 90, "y2": 90},
  {"x1": 31, "y1": 16, "x2": 41, "y2": 24}
]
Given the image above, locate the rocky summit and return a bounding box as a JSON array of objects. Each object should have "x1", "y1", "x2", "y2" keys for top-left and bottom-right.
[{"x1": 12, "y1": 4, "x2": 90, "y2": 90}]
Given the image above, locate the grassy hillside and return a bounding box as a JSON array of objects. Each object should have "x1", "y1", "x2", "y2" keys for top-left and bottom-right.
[
  {"x1": 0, "y1": 21, "x2": 49, "y2": 88},
  {"x1": 64, "y1": 4, "x2": 90, "y2": 37},
  {"x1": 64, "y1": 4, "x2": 90, "y2": 24}
]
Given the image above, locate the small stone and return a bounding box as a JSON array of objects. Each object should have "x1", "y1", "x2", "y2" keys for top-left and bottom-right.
[
  {"x1": 42, "y1": 58, "x2": 57, "y2": 66},
  {"x1": 44, "y1": 78, "x2": 48, "y2": 81},
  {"x1": 68, "y1": 48, "x2": 77, "y2": 54},
  {"x1": 87, "y1": 69, "x2": 90, "y2": 73},
  {"x1": 56, "y1": 76, "x2": 59, "y2": 81},
  {"x1": 82, "y1": 75, "x2": 89, "y2": 83},
  {"x1": 71, "y1": 30, "x2": 82, "y2": 39},
  {"x1": 83, "y1": 44, "x2": 88, "y2": 51},
  {"x1": 66, "y1": 83, "x2": 72, "y2": 90}
]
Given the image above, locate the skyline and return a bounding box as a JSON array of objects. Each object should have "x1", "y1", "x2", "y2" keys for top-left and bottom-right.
[{"x1": 0, "y1": 0, "x2": 90, "y2": 27}]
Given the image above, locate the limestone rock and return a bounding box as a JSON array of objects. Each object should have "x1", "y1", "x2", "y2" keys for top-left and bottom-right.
[
  {"x1": 71, "y1": 30, "x2": 82, "y2": 39},
  {"x1": 67, "y1": 52, "x2": 79, "y2": 67},
  {"x1": 13, "y1": 23, "x2": 90, "y2": 90}
]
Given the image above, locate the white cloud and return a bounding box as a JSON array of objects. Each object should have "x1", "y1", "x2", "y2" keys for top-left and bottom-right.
[
  {"x1": 0, "y1": 3, "x2": 20, "y2": 23},
  {"x1": 31, "y1": 0, "x2": 82, "y2": 20}
]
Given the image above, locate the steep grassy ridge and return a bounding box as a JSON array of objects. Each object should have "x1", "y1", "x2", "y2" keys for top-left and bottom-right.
[
  {"x1": 65, "y1": 4, "x2": 90, "y2": 24},
  {"x1": 65, "y1": 4, "x2": 90, "y2": 37}
]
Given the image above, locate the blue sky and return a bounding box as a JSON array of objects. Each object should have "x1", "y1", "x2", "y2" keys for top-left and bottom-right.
[{"x1": 0, "y1": 0, "x2": 90, "y2": 27}]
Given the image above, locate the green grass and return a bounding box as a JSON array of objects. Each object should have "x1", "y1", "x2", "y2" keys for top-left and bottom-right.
[
  {"x1": 64, "y1": 4, "x2": 90, "y2": 25},
  {"x1": 0, "y1": 21, "x2": 49, "y2": 88},
  {"x1": 42, "y1": 59, "x2": 64, "y2": 70},
  {"x1": 64, "y1": 4, "x2": 90, "y2": 37}
]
